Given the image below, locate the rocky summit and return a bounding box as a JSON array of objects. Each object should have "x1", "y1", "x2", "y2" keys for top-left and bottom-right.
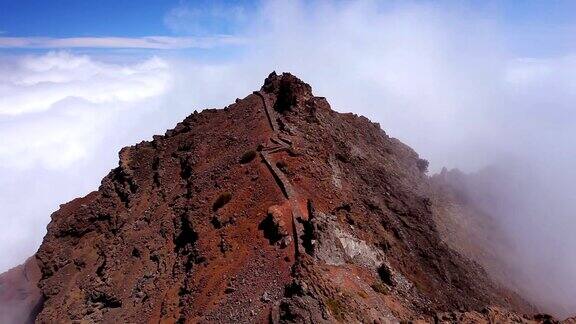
[{"x1": 1, "y1": 73, "x2": 574, "y2": 323}]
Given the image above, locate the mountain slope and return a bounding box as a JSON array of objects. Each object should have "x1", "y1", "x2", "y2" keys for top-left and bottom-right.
[
  {"x1": 5, "y1": 72, "x2": 568, "y2": 322},
  {"x1": 0, "y1": 258, "x2": 42, "y2": 324}
]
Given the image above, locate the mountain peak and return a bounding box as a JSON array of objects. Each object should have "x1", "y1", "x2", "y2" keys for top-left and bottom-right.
[
  {"x1": 3, "y1": 72, "x2": 568, "y2": 323},
  {"x1": 261, "y1": 71, "x2": 320, "y2": 113}
]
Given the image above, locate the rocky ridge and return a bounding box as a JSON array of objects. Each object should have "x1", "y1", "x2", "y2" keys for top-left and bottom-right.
[{"x1": 1, "y1": 72, "x2": 574, "y2": 323}]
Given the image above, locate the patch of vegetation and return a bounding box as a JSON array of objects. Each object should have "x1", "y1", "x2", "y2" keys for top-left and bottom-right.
[
  {"x1": 325, "y1": 298, "x2": 346, "y2": 321},
  {"x1": 212, "y1": 192, "x2": 232, "y2": 212},
  {"x1": 239, "y1": 150, "x2": 257, "y2": 164},
  {"x1": 371, "y1": 282, "x2": 389, "y2": 295}
]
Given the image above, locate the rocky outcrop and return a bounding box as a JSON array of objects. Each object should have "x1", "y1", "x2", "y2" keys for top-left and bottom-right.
[{"x1": 2, "y1": 72, "x2": 573, "y2": 322}]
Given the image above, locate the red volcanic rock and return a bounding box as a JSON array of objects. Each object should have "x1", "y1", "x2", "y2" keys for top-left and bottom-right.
[
  {"x1": 3, "y1": 72, "x2": 572, "y2": 322},
  {"x1": 261, "y1": 205, "x2": 291, "y2": 248}
]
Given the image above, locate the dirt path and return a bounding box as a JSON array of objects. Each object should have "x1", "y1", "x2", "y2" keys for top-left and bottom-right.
[{"x1": 255, "y1": 91, "x2": 306, "y2": 257}]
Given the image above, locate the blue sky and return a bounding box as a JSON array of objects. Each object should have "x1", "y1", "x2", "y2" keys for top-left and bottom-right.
[
  {"x1": 0, "y1": 0, "x2": 256, "y2": 57},
  {"x1": 0, "y1": 0, "x2": 574, "y2": 56},
  {"x1": 0, "y1": 0, "x2": 175, "y2": 36},
  {"x1": 0, "y1": 0, "x2": 255, "y2": 37}
]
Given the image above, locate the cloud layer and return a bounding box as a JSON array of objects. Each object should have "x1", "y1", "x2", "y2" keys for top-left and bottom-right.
[
  {"x1": 0, "y1": 35, "x2": 245, "y2": 49},
  {"x1": 0, "y1": 51, "x2": 170, "y2": 169},
  {"x1": 0, "y1": 51, "x2": 181, "y2": 272}
]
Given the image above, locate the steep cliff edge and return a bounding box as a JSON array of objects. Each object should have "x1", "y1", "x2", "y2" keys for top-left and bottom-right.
[{"x1": 2, "y1": 73, "x2": 572, "y2": 323}]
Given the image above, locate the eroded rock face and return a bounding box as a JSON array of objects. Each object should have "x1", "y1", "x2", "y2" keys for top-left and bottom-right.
[
  {"x1": 305, "y1": 211, "x2": 385, "y2": 268},
  {"x1": 260, "y1": 205, "x2": 292, "y2": 248},
  {"x1": 4, "y1": 72, "x2": 571, "y2": 323}
]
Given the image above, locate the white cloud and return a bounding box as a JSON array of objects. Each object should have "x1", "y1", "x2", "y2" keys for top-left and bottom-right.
[
  {"x1": 0, "y1": 52, "x2": 169, "y2": 117},
  {"x1": 0, "y1": 51, "x2": 171, "y2": 170},
  {"x1": 0, "y1": 52, "x2": 180, "y2": 272},
  {"x1": 0, "y1": 35, "x2": 245, "y2": 49},
  {"x1": 0, "y1": 46, "x2": 234, "y2": 277},
  {"x1": 164, "y1": 0, "x2": 249, "y2": 35}
]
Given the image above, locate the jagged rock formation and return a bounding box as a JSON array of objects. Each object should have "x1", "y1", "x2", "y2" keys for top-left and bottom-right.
[{"x1": 2, "y1": 72, "x2": 574, "y2": 323}]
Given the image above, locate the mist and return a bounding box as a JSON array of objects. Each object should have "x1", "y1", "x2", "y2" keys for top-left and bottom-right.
[{"x1": 1, "y1": 0, "x2": 575, "y2": 317}]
